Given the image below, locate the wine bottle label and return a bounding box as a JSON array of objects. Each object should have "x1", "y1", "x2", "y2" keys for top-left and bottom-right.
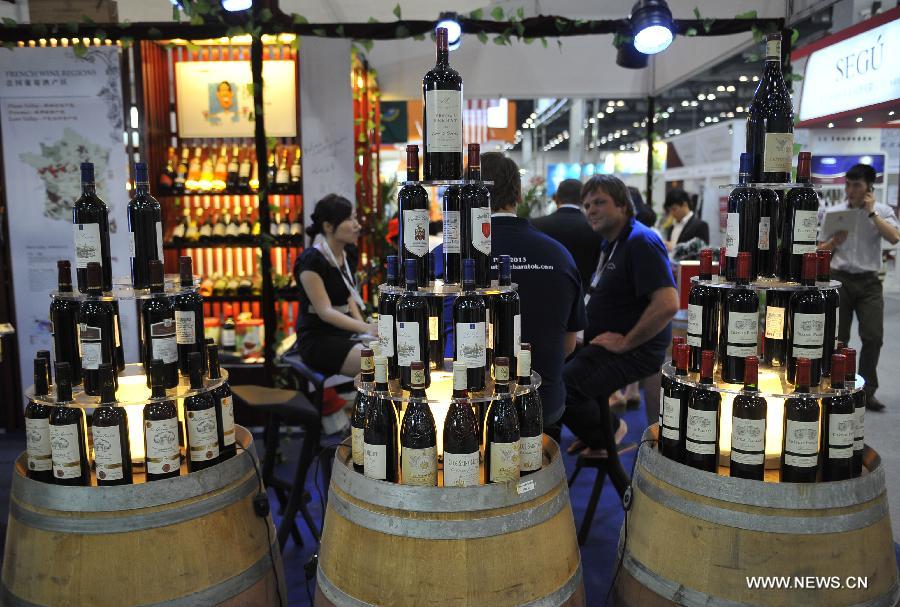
[
  {"x1": 238, "y1": 222, "x2": 251, "y2": 236},
  {"x1": 764, "y1": 306, "x2": 785, "y2": 339},
  {"x1": 187, "y1": 407, "x2": 220, "y2": 462},
  {"x1": 854, "y1": 406, "x2": 865, "y2": 450},
  {"x1": 25, "y1": 417, "x2": 52, "y2": 472},
  {"x1": 51, "y1": 423, "x2": 83, "y2": 479},
  {"x1": 429, "y1": 316, "x2": 439, "y2": 340},
  {"x1": 226, "y1": 222, "x2": 240, "y2": 237},
  {"x1": 456, "y1": 322, "x2": 486, "y2": 368},
  {"x1": 212, "y1": 222, "x2": 226, "y2": 237},
  {"x1": 686, "y1": 408, "x2": 717, "y2": 444},
  {"x1": 92, "y1": 424, "x2": 124, "y2": 481},
  {"x1": 489, "y1": 441, "x2": 520, "y2": 482},
  {"x1": 290, "y1": 164, "x2": 301, "y2": 179},
  {"x1": 443, "y1": 210, "x2": 461, "y2": 253},
  {"x1": 79, "y1": 323, "x2": 103, "y2": 370},
  {"x1": 401, "y1": 445, "x2": 437, "y2": 486},
  {"x1": 403, "y1": 209, "x2": 430, "y2": 257},
  {"x1": 828, "y1": 412, "x2": 854, "y2": 458},
  {"x1": 725, "y1": 212, "x2": 740, "y2": 258},
  {"x1": 784, "y1": 420, "x2": 818, "y2": 469},
  {"x1": 290, "y1": 222, "x2": 302, "y2": 236},
  {"x1": 74, "y1": 223, "x2": 103, "y2": 268},
  {"x1": 113, "y1": 314, "x2": 121, "y2": 348},
  {"x1": 278, "y1": 222, "x2": 290, "y2": 237},
  {"x1": 791, "y1": 312, "x2": 825, "y2": 359},
  {"x1": 175, "y1": 310, "x2": 197, "y2": 345},
  {"x1": 145, "y1": 417, "x2": 180, "y2": 474},
  {"x1": 793, "y1": 210, "x2": 818, "y2": 244},
  {"x1": 471, "y1": 207, "x2": 492, "y2": 256},
  {"x1": 378, "y1": 314, "x2": 395, "y2": 356},
  {"x1": 239, "y1": 162, "x2": 251, "y2": 178},
  {"x1": 727, "y1": 312, "x2": 758, "y2": 356},
  {"x1": 730, "y1": 417, "x2": 766, "y2": 465},
  {"x1": 513, "y1": 314, "x2": 522, "y2": 355},
  {"x1": 763, "y1": 132, "x2": 793, "y2": 174},
  {"x1": 221, "y1": 395, "x2": 236, "y2": 446},
  {"x1": 276, "y1": 168, "x2": 289, "y2": 184},
  {"x1": 410, "y1": 367, "x2": 426, "y2": 387},
  {"x1": 222, "y1": 328, "x2": 236, "y2": 347},
  {"x1": 424, "y1": 89, "x2": 462, "y2": 153},
  {"x1": 766, "y1": 37, "x2": 781, "y2": 58},
  {"x1": 792, "y1": 242, "x2": 818, "y2": 255},
  {"x1": 519, "y1": 435, "x2": 542, "y2": 472},
  {"x1": 687, "y1": 304, "x2": 703, "y2": 346},
  {"x1": 443, "y1": 450, "x2": 480, "y2": 487},
  {"x1": 151, "y1": 319, "x2": 178, "y2": 364},
  {"x1": 173, "y1": 223, "x2": 186, "y2": 238},
  {"x1": 363, "y1": 442, "x2": 387, "y2": 480},
  {"x1": 351, "y1": 427, "x2": 365, "y2": 467},
  {"x1": 396, "y1": 321, "x2": 421, "y2": 367},
  {"x1": 155, "y1": 221, "x2": 164, "y2": 260},
  {"x1": 361, "y1": 356, "x2": 375, "y2": 373},
  {"x1": 228, "y1": 160, "x2": 239, "y2": 173},
  {"x1": 661, "y1": 395, "x2": 682, "y2": 440},
  {"x1": 686, "y1": 436, "x2": 716, "y2": 455},
  {"x1": 758, "y1": 216, "x2": 770, "y2": 251}
]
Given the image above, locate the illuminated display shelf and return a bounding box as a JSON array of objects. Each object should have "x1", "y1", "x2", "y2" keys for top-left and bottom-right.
[
  {"x1": 690, "y1": 276, "x2": 841, "y2": 292},
  {"x1": 718, "y1": 182, "x2": 823, "y2": 190},
  {"x1": 401, "y1": 180, "x2": 495, "y2": 187},
  {"x1": 49, "y1": 275, "x2": 200, "y2": 301},
  {"x1": 378, "y1": 280, "x2": 518, "y2": 297}
]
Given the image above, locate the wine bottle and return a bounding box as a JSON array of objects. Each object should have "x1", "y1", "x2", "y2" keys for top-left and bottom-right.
[
  {"x1": 184, "y1": 352, "x2": 219, "y2": 471},
  {"x1": 141, "y1": 260, "x2": 179, "y2": 389},
  {"x1": 207, "y1": 344, "x2": 235, "y2": 462},
  {"x1": 686, "y1": 248, "x2": 719, "y2": 372},
  {"x1": 756, "y1": 188, "x2": 778, "y2": 278},
  {"x1": 378, "y1": 255, "x2": 401, "y2": 381},
  {"x1": 221, "y1": 305, "x2": 237, "y2": 352},
  {"x1": 730, "y1": 356, "x2": 767, "y2": 481},
  {"x1": 725, "y1": 154, "x2": 761, "y2": 281},
  {"x1": 397, "y1": 145, "x2": 430, "y2": 288},
  {"x1": 186, "y1": 147, "x2": 202, "y2": 191},
  {"x1": 172, "y1": 207, "x2": 189, "y2": 244},
  {"x1": 422, "y1": 27, "x2": 463, "y2": 180},
  {"x1": 110, "y1": 299, "x2": 126, "y2": 373},
  {"x1": 199, "y1": 150, "x2": 215, "y2": 192},
  {"x1": 460, "y1": 144, "x2": 491, "y2": 288},
  {"x1": 92, "y1": 363, "x2": 133, "y2": 486},
  {"x1": 25, "y1": 357, "x2": 54, "y2": 483},
  {"x1": 49, "y1": 362, "x2": 90, "y2": 486},
  {"x1": 442, "y1": 185, "x2": 462, "y2": 284},
  {"x1": 400, "y1": 361, "x2": 437, "y2": 486},
  {"x1": 144, "y1": 359, "x2": 181, "y2": 481},
  {"x1": 716, "y1": 246, "x2": 728, "y2": 368},
  {"x1": 36, "y1": 350, "x2": 52, "y2": 388},
  {"x1": 763, "y1": 289, "x2": 789, "y2": 368},
  {"x1": 159, "y1": 147, "x2": 176, "y2": 193},
  {"x1": 780, "y1": 152, "x2": 818, "y2": 282},
  {"x1": 73, "y1": 162, "x2": 113, "y2": 293},
  {"x1": 821, "y1": 353, "x2": 854, "y2": 482},
  {"x1": 173, "y1": 256, "x2": 206, "y2": 377},
  {"x1": 723, "y1": 252, "x2": 759, "y2": 384},
  {"x1": 817, "y1": 250, "x2": 840, "y2": 377},
  {"x1": 484, "y1": 357, "x2": 520, "y2": 483},
  {"x1": 746, "y1": 32, "x2": 794, "y2": 184},
  {"x1": 364, "y1": 356, "x2": 400, "y2": 482},
  {"x1": 396, "y1": 259, "x2": 431, "y2": 390},
  {"x1": 128, "y1": 163, "x2": 163, "y2": 290},
  {"x1": 290, "y1": 147, "x2": 302, "y2": 187},
  {"x1": 493, "y1": 255, "x2": 521, "y2": 375},
  {"x1": 443, "y1": 361, "x2": 480, "y2": 487},
  {"x1": 786, "y1": 253, "x2": 826, "y2": 386},
  {"x1": 780, "y1": 357, "x2": 819, "y2": 483},
  {"x1": 238, "y1": 148, "x2": 252, "y2": 193},
  {"x1": 78, "y1": 262, "x2": 117, "y2": 396},
  {"x1": 351, "y1": 347, "x2": 376, "y2": 473},
  {"x1": 684, "y1": 350, "x2": 721, "y2": 472},
  {"x1": 843, "y1": 347, "x2": 865, "y2": 477},
  {"x1": 454, "y1": 259, "x2": 487, "y2": 392},
  {"x1": 50, "y1": 260, "x2": 82, "y2": 385},
  {"x1": 174, "y1": 147, "x2": 189, "y2": 194},
  {"x1": 427, "y1": 252, "x2": 445, "y2": 371},
  {"x1": 660, "y1": 343, "x2": 691, "y2": 462},
  {"x1": 276, "y1": 148, "x2": 291, "y2": 192},
  {"x1": 515, "y1": 345, "x2": 543, "y2": 475},
  {"x1": 213, "y1": 145, "x2": 228, "y2": 191},
  {"x1": 266, "y1": 150, "x2": 278, "y2": 188},
  {"x1": 226, "y1": 144, "x2": 240, "y2": 191},
  {"x1": 659, "y1": 335, "x2": 685, "y2": 439}
]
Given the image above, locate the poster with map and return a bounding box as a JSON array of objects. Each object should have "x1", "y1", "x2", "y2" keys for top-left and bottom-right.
[{"x1": 0, "y1": 46, "x2": 136, "y2": 402}]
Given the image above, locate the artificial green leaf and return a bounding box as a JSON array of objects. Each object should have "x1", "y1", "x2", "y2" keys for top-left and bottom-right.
[
  {"x1": 540, "y1": 37, "x2": 547, "y2": 48},
  {"x1": 477, "y1": 32, "x2": 488, "y2": 44},
  {"x1": 185, "y1": 41, "x2": 201, "y2": 52},
  {"x1": 172, "y1": 4, "x2": 180, "y2": 21},
  {"x1": 312, "y1": 28, "x2": 326, "y2": 36},
  {"x1": 557, "y1": 39, "x2": 563, "y2": 51},
  {"x1": 120, "y1": 36, "x2": 134, "y2": 48},
  {"x1": 393, "y1": 3, "x2": 402, "y2": 19},
  {"x1": 703, "y1": 18, "x2": 714, "y2": 33},
  {"x1": 360, "y1": 39, "x2": 373, "y2": 52},
  {"x1": 516, "y1": 7, "x2": 525, "y2": 19},
  {"x1": 524, "y1": 36, "x2": 534, "y2": 44},
  {"x1": 791, "y1": 28, "x2": 799, "y2": 45},
  {"x1": 752, "y1": 26, "x2": 765, "y2": 43},
  {"x1": 190, "y1": 13, "x2": 203, "y2": 25},
  {"x1": 693, "y1": 7, "x2": 701, "y2": 19},
  {"x1": 293, "y1": 14, "x2": 309, "y2": 24},
  {"x1": 735, "y1": 10, "x2": 757, "y2": 19},
  {"x1": 335, "y1": 25, "x2": 345, "y2": 37},
  {"x1": 2, "y1": 17, "x2": 17, "y2": 26},
  {"x1": 745, "y1": 52, "x2": 761, "y2": 63},
  {"x1": 3, "y1": 41, "x2": 16, "y2": 50},
  {"x1": 73, "y1": 43, "x2": 88, "y2": 58},
  {"x1": 367, "y1": 16, "x2": 379, "y2": 23},
  {"x1": 491, "y1": 6, "x2": 504, "y2": 20},
  {"x1": 685, "y1": 27, "x2": 697, "y2": 37},
  {"x1": 259, "y1": 8, "x2": 273, "y2": 22},
  {"x1": 468, "y1": 8, "x2": 483, "y2": 20},
  {"x1": 493, "y1": 35, "x2": 506, "y2": 45},
  {"x1": 413, "y1": 33, "x2": 425, "y2": 40}
]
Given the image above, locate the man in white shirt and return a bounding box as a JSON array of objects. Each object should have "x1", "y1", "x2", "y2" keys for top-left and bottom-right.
[
  {"x1": 819, "y1": 164, "x2": 900, "y2": 411},
  {"x1": 663, "y1": 188, "x2": 709, "y2": 252}
]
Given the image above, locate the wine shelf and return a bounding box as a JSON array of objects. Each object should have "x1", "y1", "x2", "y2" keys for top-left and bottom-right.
[
  {"x1": 157, "y1": 188, "x2": 303, "y2": 197},
  {"x1": 378, "y1": 280, "x2": 518, "y2": 298},
  {"x1": 203, "y1": 293, "x2": 298, "y2": 303},
  {"x1": 403, "y1": 180, "x2": 494, "y2": 187},
  {"x1": 165, "y1": 236, "x2": 304, "y2": 249},
  {"x1": 719, "y1": 182, "x2": 823, "y2": 190},
  {"x1": 50, "y1": 275, "x2": 199, "y2": 302},
  {"x1": 690, "y1": 276, "x2": 841, "y2": 292},
  {"x1": 354, "y1": 368, "x2": 541, "y2": 405},
  {"x1": 662, "y1": 362, "x2": 863, "y2": 399}
]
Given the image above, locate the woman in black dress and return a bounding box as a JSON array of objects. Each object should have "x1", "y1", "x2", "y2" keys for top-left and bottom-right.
[{"x1": 294, "y1": 194, "x2": 377, "y2": 377}]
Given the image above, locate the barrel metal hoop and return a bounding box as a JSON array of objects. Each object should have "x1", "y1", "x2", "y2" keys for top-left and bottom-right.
[
  {"x1": 633, "y1": 472, "x2": 888, "y2": 534},
  {"x1": 328, "y1": 481, "x2": 570, "y2": 539},
  {"x1": 9, "y1": 472, "x2": 259, "y2": 534}
]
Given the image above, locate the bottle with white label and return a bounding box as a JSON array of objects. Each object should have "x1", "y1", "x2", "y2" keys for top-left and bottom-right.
[
  {"x1": 396, "y1": 259, "x2": 431, "y2": 390},
  {"x1": 659, "y1": 336, "x2": 685, "y2": 441},
  {"x1": 73, "y1": 162, "x2": 113, "y2": 293},
  {"x1": 684, "y1": 350, "x2": 721, "y2": 473},
  {"x1": 400, "y1": 362, "x2": 437, "y2": 486},
  {"x1": 515, "y1": 346, "x2": 543, "y2": 475},
  {"x1": 442, "y1": 186, "x2": 462, "y2": 284},
  {"x1": 780, "y1": 357, "x2": 820, "y2": 483},
  {"x1": 51, "y1": 260, "x2": 83, "y2": 385},
  {"x1": 141, "y1": 260, "x2": 179, "y2": 389},
  {"x1": 842, "y1": 347, "x2": 865, "y2": 477},
  {"x1": 817, "y1": 250, "x2": 840, "y2": 378},
  {"x1": 484, "y1": 358, "x2": 520, "y2": 484},
  {"x1": 686, "y1": 248, "x2": 718, "y2": 372},
  {"x1": 427, "y1": 252, "x2": 445, "y2": 371},
  {"x1": 49, "y1": 362, "x2": 90, "y2": 486},
  {"x1": 127, "y1": 162, "x2": 163, "y2": 290},
  {"x1": 780, "y1": 152, "x2": 819, "y2": 282},
  {"x1": 144, "y1": 359, "x2": 181, "y2": 481},
  {"x1": 745, "y1": 32, "x2": 794, "y2": 184},
  {"x1": 821, "y1": 353, "x2": 854, "y2": 482},
  {"x1": 397, "y1": 145, "x2": 429, "y2": 288},
  {"x1": 363, "y1": 356, "x2": 399, "y2": 482},
  {"x1": 454, "y1": 259, "x2": 487, "y2": 393},
  {"x1": 786, "y1": 252, "x2": 826, "y2": 387},
  {"x1": 459, "y1": 144, "x2": 492, "y2": 288},
  {"x1": 493, "y1": 255, "x2": 521, "y2": 377},
  {"x1": 724, "y1": 154, "x2": 761, "y2": 282},
  {"x1": 730, "y1": 356, "x2": 767, "y2": 481},
  {"x1": 763, "y1": 289, "x2": 789, "y2": 368},
  {"x1": 378, "y1": 255, "x2": 401, "y2": 380},
  {"x1": 25, "y1": 357, "x2": 54, "y2": 483},
  {"x1": 660, "y1": 344, "x2": 691, "y2": 463},
  {"x1": 422, "y1": 27, "x2": 463, "y2": 180},
  {"x1": 184, "y1": 352, "x2": 220, "y2": 471},
  {"x1": 208, "y1": 343, "x2": 236, "y2": 462},
  {"x1": 78, "y1": 262, "x2": 118, "y2": 397},
  {"x1": 173, "y1": 256, "x2": 206, "y2": 377},
  {"x1": 92, "y1": 363, "x2": 133, "y2": 486},
  {"x1": 755, "y1": 188, "x2": 777, "y2": 278},
  {"x1": 351, "y1": 348, "x2": 376, "y2": 473},
  {"x1": 723, "y1": 252, "x2": 759, "y2": 383},
  {"x1": 443, "y1": 361, "x2": 481, "y2": 487}
]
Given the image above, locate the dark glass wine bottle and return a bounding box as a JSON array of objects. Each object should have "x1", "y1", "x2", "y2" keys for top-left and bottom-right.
[
  {"x1": 843, "y1": 347, "x2": 865, "y2": 477},
  {"x1": 128, "y1": 162, "x2": 163, "y2": 290},
  {"x1": 208, "y1": 344, "x2": 235, "y2": 462},
  {"x1": 746, "y1": 32, "x2": 794, "y2": 184},
  {"x1": 25, "y1": 357, "x2": 54, "y2": 483},
  {"x1": 684, "y1": 350, "x2": 721, "y2": 472},
  {"x1": 780, "y1": 357, "x2": 819, "y2": 483},
  {"x1": 660, "y1": 343, "x2": 691, "y2": 463},
  {"x1": 397, "y1": 145, "x2": 429, "y2": 288},
  {"x1": 515, "y1": 345, "x2": 543, "y2": 475},
  {"x1": 817, "y1": 250, "x2": 840, "y2": 377},
  {"x1": 730, "y1": 356, "x2": 767, "y2": 481},
  {"x1": 184, "y1": 352, "x2": 219, "y2": 471},
  {"x1": 396, "y1": 259, "x2": 431, "y2": 390},
  {"x1": 484, "y1": 357, "x2": 520, "y2": 483},
  {"x1": 49, "y1": 362, "x2": 90, "y2": 486},
  {"x1": 443, "y1": 361, "x2": 480, "y2": 487},
  {"x1": 36, "y1": 350, "x2": 52, "y2": 388},
  {"x1": 173, "y1": 256, "x2": 206, "y2": 377},
  {"x1": 780, "y1": 152, "x2": 818, "y2": 282},
  {"x1": 363, "y1": 356, "x2": 399, "y2": 482},
  {"x1": 723, "y1": 252, "x2": 759, "y2": 384},
  {"x1": 110, "y1": 300, "x2": 125, "y2": 372},
  {"x1": 378, "y1": 255, "x2": 401, "y2": 381},
  {"x1": 686, "y1": 248, "x2": 719, "y2": 372},
  {"x1": 756, "y1": 188, "x2": 778, "y2": 278},
  {"x1": 427, "y1": 252, "x2": 445, "y2": 371},
  {"x1": 716, "y1": 246, "x2": 728, "y2": 369},
  {"x1": 73, "y1": 162, "x2": 113, "y2": 293},
  {"x1": 493, "y1": 255, "x2": 521, "y2": 376},
  {"x1": 659, "y1": 335, "x2": 685, "y2": 438},
  {"x1": 725, "y1": 154, "x2": 761, "y2": 281},
  {"x1": 92, "y1": 363, "x2": 133, "y2": 486},
  {"x1": 459, "y1": 144, "x2": 492, "y2": 288},
  {"x1": 821, "y1": 353, "x2": 854, "y2": 482},
  {"x1": 144, "y1": 359, "x2": 181, "y2": 481},
  {"x1": 786, "y1": 253, "x2": 826, "y2": 386},
  {"x1": 442, "y1": 185, "x2": 462, "y2": 284},
  {"x1": 141, "y1": 260, "x2": 179, "y2": 389},
  {"x1": 351, "y1": 348, "x2": 376, "y2": 473},
  {"x1": 78, "y1": 262, "x2": 117, "y2": 396},
  {"x1": 763, "y1": 289, "x2": 790, "y2": 368},
  {"x1": 422, "y1": 27, "x2": 463, "y2": 180},
  {"x1": 50, "y1": 260, "x2": 82, "y2": 385},
  {"x1": 453, "y1": 259, "x2": 487, "y2": 392},
  {"x1": 400, "y1": 361, "x2": 437, "y2": 486}
]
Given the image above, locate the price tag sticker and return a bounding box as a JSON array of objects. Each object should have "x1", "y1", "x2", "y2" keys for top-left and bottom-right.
[{"x1": 516, "y1": 479, "x2": 535, "y2": 495}]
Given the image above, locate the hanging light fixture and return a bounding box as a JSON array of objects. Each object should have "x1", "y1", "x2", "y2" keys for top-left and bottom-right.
[
  {"x1": 436, "y1": 12, "x2": 462, "y2": 51},
  {"x1": 615, "y1": 21, "x2": 649, "y2": 69},
  {"x1": 630, "y1": 0, "x2": 675, "y2": 54}
]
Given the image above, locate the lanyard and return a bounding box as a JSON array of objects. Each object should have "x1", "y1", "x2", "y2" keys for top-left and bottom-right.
[
  {"x1": 313, "y1": 235, "x2": 365, "y2": 308},
  {"x1": 586, "y1": 241, "x2": 619, "y2": 306}
]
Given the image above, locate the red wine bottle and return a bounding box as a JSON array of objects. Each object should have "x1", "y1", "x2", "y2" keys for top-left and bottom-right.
[
  {"x1": 686, "y1": 248, "x2": 719, "y2": 372},
  {"x1": 515, "y1": 345, "x2": 543, "y2": 475},
  {"x1": 459, "y1": 144, "x2": 492, "y2": 288},
  {"x1": 756, "y1": 187, "x2": 778, "y2": 278},
  {"x1": 453, "y1": 258, "x2": 487, "y2": 391},
  {"x1": 207, "y1": 344, "x2": 235, "y2": 462},
  {"x1": 659, "y1": 335, "x2": 685, "y2": 438},
  {"x1": 660, "y1": 343, "x2": 691, "y2": 462},
  {"x1": 422, "y1": 27, "x2": 463, "y2": 180},
  {"x1": 364, "y1": 356, "x2": 399, "y2": 482},
  {"x1": 377, "y1": 255, "x2": 401, "y2": 381},
  {"x1": 144, "y1": 359, "x2": 181, "y2": 481},
  {"x1": 730, "y1": 356, "x2": 767, "y2": 481},
  {"x1": 49, "y1": 362, "x2": 90, "y2": 486},
  {"x1": 442, "y1": 185, "x2": 462, "y2": 285},
  {"x1": 400, "y1": 361, "x2": 437, "y2": 486},
  {"x1": 443, "y1": 361, "x2": 480, "y2": 487},
  {"x1": 398, "y1": 145, "x2": 429, "y2": 288},
  {"x1": 25, "y1": 357, "x2": 54, "y2": 483},
  {"x1": 821, "y1": 353, "x2": 854, "y2": 481},
  {"x1": 397, "y1": 259, "x2": 431, "y2": 390},
  {"x1": 78, "y1": 262, "x2": 118, "y2": 396},
  {"x1": 725, "y1": 154, "x2": 761, "y2": 281},
  {"x1": 817, "y1": 250, "x2": 840, "y2": 377},
  {"x1": 684, "y1": 350, "x2": 721, "y2": 472},
  {"x1": 780, "y1": 357, "x2": 820, "y2": 483},
  {"x1": 36, "y1": 350, "x2": 52, "y2": 388},
  {"x1": 184, "y1": 352, "x2": 220, "y2": 472},
  {"x1": 92, "y1": 363, "x2": 133, "y2": 486},
  {"x1": 50, "y1": 260, "x2": 82, "y2": 385},
  {"x1": 746, "y1": 32, "x2": 794, "y2": 183},
  {"x1": 763, "y1": 289, "x2": 790, "y2": 368},
  {"x1": 141, "y1": 260, "x2": 179, "y2": 389},
  {"x1": 484, "y1": 357, "x2": 520, "y2": 484},
  {"x1": 128, "y1": 162, "x2": 163, "y2": 290},
  {"x1": 842, "y1": 347, "x2": 864, "y2": 477},
  {"x1": 780, "y1": 152, "x2": 818, "y2": 282},
  {"x1": 786, "y1": 253, "x2": 826, "y2": 386},
  {"x1": 427, "y1": 252, "x2": 445, "y2": 370},
  {"x1": 723, "y1": 252, "x2": 759, "y2": 384},
  {"x1": 73, "y1": 162, "x2": 113, "y2": 293},
  {"x1": 716, "y1": 247, "x2": 728, "y2": 368},
  {"x1": 173, "y1": 256, "x2": 206, "y2": 377},
  {"x1": 351, "y1": 347, "x2": 376, "y2": 473},
  {"x1": 493, "y1": 255, "x2": 521, "y2": 374}
]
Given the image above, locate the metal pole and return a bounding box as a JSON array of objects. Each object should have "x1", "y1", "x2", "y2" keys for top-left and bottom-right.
[{"x1": 645, "y1": 95, "x2": 655, "y2": 211}]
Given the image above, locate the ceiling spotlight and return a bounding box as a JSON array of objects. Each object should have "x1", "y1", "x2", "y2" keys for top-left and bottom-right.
[
  {"x1": 633, "y1": 121, "x2": 640, "y2": 127},
  {"x1": 630, "y1": 0, "x2": 675, "y2": 54},
  {"x1": 589, "y1": 118, "x2": 596, "y2": 124},
  {"x1": 735, "y1": 106, "x2": 743, "y2": 112},
  {"x1": 855, "y1": 116, "x2": 863, "y2": 122},
  {"x1": 607, "y1": 107, "x2": 615, "y2": 113},
  {"x1": 681, "y1": 100, "x2": 689, "y2": 107},
  {"x1": 667, "y1": 106, "x2": 674, "y2": 112},
  {"x1": 739, "y1": 75, "x2": 748, "y2": 82},
  {"x1": 707, "y1": 93, "x2": 716, "y2": 100},
  {"x1": 726, "y1": 85, "x2": 736, "y2": 92},
  {"x1": 698, "y1": 94, "x2": 706, "y2": 100},
  {"x1": 752, "y1": 75, "x2": 759, "y2": 82},
  {"x1": 717, "y1": 85, "x2": 726, "y2": 92},
  {"x1": 436, "y1": 13, "x2": 462, "y2": 51},
  {"x1": 889, "y1": 111, "x2": 896, "y2": 116},
  {"x1": 704, "y1": 117, "x2": 712, "y2": 122},
  {"x1": 690, "y1": 100, "x2": 698, "y2": 107},
  {"x1": 221, "y1": 0, "x2": 252, "y2": 10},
  {"x1": 827, "y1": 122, "x2": 834, "y2": 128},
  {"x1": 616, "y1": 100, "x2": 625, "y2": 107}
]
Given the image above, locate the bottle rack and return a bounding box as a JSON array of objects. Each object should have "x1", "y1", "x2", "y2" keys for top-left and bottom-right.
[
  {"x1": 378, "y1": 281, "x2": 518, "y2": 297},
  {"x1": 691, "y1": 276, "x2": 841, "y2": 292},
  {"x1": 50, "y1": 275, "x2": 199, "y2": 302}
]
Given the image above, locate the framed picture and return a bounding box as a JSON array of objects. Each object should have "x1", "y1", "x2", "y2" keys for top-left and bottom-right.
[{"x1": 174, "y1": 60, "x2": 296, "y2": 138}]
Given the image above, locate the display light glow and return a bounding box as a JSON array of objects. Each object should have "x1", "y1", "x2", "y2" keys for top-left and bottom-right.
[
  {"x1": 633, "y1": 24, "x2": 673, "y2": 54},
  {"x1": 436, "y1": 17, "x2": 462, "y2": 51},
  {"x1": 222, "y1": 0, "x2": 252, "y2": 11}
]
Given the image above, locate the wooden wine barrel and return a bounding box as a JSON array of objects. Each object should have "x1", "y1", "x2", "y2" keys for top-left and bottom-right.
[
  {"x1": 614, "y1": 427, "x2": 900, "y2": 607},
  {"x1": 1, "y1": 426, "x2": 286, "y2": 607},
  {"x1": 315, "y1": 436, "x2": 584, "y2": 607}
]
